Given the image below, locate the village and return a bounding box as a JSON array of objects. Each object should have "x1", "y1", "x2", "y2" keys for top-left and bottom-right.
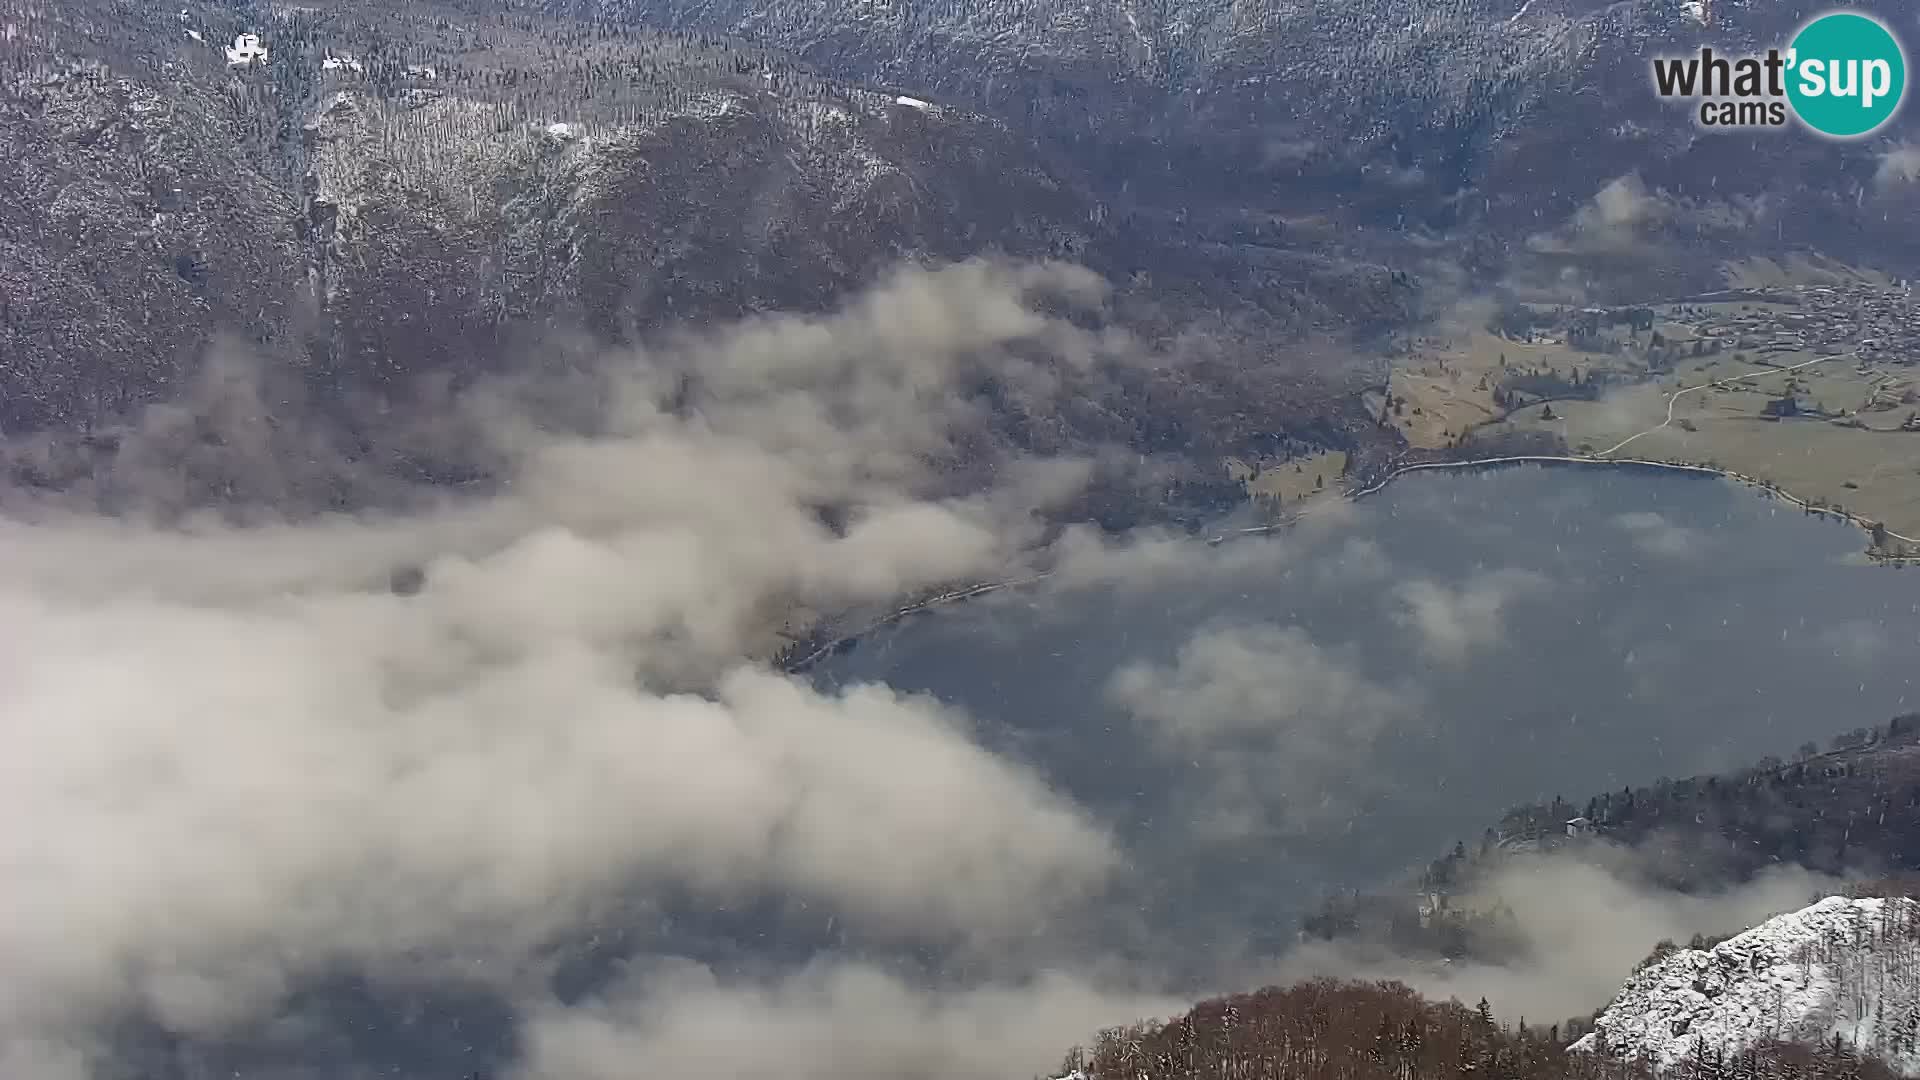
[{"x1": 1673, "y1": 279, "x2": 1920, "y2": 371}]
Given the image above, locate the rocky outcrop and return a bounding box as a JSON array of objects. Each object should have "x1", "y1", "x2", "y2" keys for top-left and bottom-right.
[{"x1": 1576, "y1": 896, "x2": 1920, "y2": 1075}]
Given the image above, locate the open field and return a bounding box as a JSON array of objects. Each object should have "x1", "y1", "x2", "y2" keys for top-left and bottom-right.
[
  {"x1": 1383, "y1": 327, "x2": 1639, "y2": 449},
  {"x1": 1229, "y1": 449, "x2": 1349, "y2": 505},
  {"x1": 1382, "y1": 275, "x2": 1920, "y2": 544},
  {"x1": 1492, "y1": 350, "x2": 1920, "y2": 539},
  {"x1": 1720, "y1": 253, "x2": 1893, "y2": 292}
]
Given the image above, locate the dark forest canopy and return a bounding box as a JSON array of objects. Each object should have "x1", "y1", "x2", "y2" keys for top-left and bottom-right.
[
  {"x1": 1305, "y1": 712, "x2": 1920, "y2": 961},
  {"x1": 1059, "y1": 977, "x2": 1904, "y2": 1080}
]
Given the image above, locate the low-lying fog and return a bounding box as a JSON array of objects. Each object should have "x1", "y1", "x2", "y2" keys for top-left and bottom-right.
[
  {"x1": 818, "y1": 463, "x2": 1920, "y2": 972},
  {"x1": 6, "y1": 263, "x2": 1916, "y2": 1080}
]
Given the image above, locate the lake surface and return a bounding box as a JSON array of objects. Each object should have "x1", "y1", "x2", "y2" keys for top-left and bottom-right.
[
  {"x1": 814, "y1": 464, "x2": 1920, "y2": 969},
  {"x1": 106, "y1": 464, "x2": 1920, "y2": 1079}
]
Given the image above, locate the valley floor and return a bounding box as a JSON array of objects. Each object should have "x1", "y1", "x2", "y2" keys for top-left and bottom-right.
[{"x1": 1377, "y1": 272, "x2": 1920, "y2": 553}]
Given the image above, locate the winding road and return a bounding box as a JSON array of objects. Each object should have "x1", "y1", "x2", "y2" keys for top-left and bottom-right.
[{"x1": 1593, "y1": 352, "x2": 1848, "y2": 458}]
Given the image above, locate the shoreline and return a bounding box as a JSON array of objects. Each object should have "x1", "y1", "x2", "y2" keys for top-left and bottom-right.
[
  {"x1": 780, "y1": 573, "x2": 1054, "y2": 672},
  {"x1": 780, "y1": 451, "x2": 1920, "y2": 673},
  {"x1": 1336, "y1": 453, "x2": 1920, "y2": 561}
]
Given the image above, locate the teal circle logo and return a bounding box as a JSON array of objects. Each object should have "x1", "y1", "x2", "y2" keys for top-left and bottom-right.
[{"x1": 1786, "y1": 11, "x2": 1906, "y2": 138}]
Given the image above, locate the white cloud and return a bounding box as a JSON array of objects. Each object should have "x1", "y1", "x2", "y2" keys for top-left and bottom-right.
[
  {"x1": 1875, "y1": 143, "x2": 1920, "y2": 190},
  {"x1": 1273, "y1": 855, "x2": 1843, "y2": 1029},
  {"x1": 1393, "y1": 568, "x2": 1547, "y2": 665},
  {"x1": 0, "y1": 260, "x2": 1128, "y2": 1070},
  {"x1": 1611, "y1": 510, "x2": 1704, "y2": 560},
  {"x1": 516, "y1": 962, "x2": 1180, "y2": 1080},
  {"x1": 1529, "y1": 174, "x2": 1671, "y2": 254},
  {"x1": 1107, "y1": 622, "x2": 1414, "y2": 837}
]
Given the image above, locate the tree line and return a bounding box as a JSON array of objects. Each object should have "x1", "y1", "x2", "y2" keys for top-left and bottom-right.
[
  {"x1": 1056, "y1": 976, "x2": 1904, "y2": 1080},
  {"x1": 1304, "y1": 713, "x2": 1920, "y2": 961}
]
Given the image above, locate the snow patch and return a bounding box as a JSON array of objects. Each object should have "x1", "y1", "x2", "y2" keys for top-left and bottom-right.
[
  {"x1": 1574, "y1": 896, "x2": 1920, "y2": 1073},
  {"x1": 226, "y1": 32, "x2": 267, "y2": 66},
  {"x1": 322, "y1": 52, "x2": 363, "y2": 74},
  {"x1": 1121, "y1": 4, "x2": 1154, "y2": 63}
]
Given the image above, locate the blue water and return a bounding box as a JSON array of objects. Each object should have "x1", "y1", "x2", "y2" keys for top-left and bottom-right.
[
  {"x1": 115, "y1": 465, "x2": 1920, "y2": 1078},
  {"x1": 815, "y1": 464, "x2": 1920, "y2": 966}
]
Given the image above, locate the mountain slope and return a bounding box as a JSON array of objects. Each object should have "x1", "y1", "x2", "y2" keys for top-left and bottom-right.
[
  {"x1": 562, "y1": 0, "x2": 1920, "y2": 288},
  {"x1": 1054, "y1": 972, "x2": 1910, "y2": 1080},
  {"x1": 1574, "y1": 896, "x2": 1920, "y2": 1074},
  {"x1": 0, "y1": 0, "x2": 1409, "y2": 515}
]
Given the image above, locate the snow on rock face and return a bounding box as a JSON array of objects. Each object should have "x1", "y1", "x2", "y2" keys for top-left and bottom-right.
[
  {"x1": 226, "y1": 32, "x2": 267, "y2": 66},
  {"x1": 1572, "y1": 896, "x2": 1920, "y2": 1074}
]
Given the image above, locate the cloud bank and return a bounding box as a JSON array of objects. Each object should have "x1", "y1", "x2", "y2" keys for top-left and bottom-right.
[
  {"x1": 1275, "y1": 852, "x2": 1847, "y2": 1030},
  {"x1": 0, "y1": 260, "x2": 1145, "y2": 1079},
  {"x1": 1393, "y1": 567, "x2": 1547, "y2": 665},
  {"x1": 1108, "y1": 621, "x2": 1416, "y2": 837},
  {"x1": 7, "y1": 257, "x2": 1898, "y2": 1080},
  {"x1": 517, "y1": 963, "x2": 1182, "y2": 1080}
]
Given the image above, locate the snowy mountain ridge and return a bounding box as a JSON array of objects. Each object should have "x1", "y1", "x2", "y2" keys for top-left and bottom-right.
[{"x1": 1574, "y1": 896, "x2": 1920, "y2": 1075}]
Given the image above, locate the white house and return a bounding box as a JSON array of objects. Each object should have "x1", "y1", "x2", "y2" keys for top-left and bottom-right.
[{"x1": 226, "y1": 32, "x2": 267, "y2": 66}]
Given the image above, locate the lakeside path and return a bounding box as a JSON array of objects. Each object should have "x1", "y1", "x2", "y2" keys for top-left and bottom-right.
[
  {"x1": 1314, "y1": 346, "x2": 1917, "y2": 553},
  {"x1": 1325, "y1": 455, "x2": 1920, "y2": 551},
  {"x1": 1592, "y1": 352, "x2": 1848, "y2": 459}
]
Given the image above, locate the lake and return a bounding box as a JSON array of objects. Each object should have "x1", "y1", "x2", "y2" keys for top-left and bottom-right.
[
  {"x1": 107, "y1": 464, "x2": 1920, "y2": 1078},
  {"x1": 813, "y1": 463, "x2": 1920, "y2": 973}
]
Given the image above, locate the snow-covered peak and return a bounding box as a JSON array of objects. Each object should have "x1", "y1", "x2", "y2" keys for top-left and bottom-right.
[{"x1": 1573, "y1": 896, "x2": 1920, "y2": 1073}]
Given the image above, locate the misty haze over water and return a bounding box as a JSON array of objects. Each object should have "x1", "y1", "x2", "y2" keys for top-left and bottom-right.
[
  {"x1": 23, "y1": 453, "x2": 1920, "y2": 1080},
  {"x1": 816, "y1": 464, "x2": 1920, "y2": 966}
]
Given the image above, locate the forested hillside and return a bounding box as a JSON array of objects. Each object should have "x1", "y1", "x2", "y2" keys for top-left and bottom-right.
[
  {"x1": 0, "y1": 0, "x2": 1405, "y2": 523},
  {"x1": 1056, "y1": 977, "x2": 1904, "y2": 1080},
  {"x1": 558, "y1": 0, "x2": 1920, "y2": 290},
  {"x1": 1305, "y1": 713, "x2": 1920, "y2": 960}
]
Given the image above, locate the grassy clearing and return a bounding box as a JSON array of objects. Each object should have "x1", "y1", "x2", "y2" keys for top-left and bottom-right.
[
  {"x1": 1384, "y1": 273, "x2": 1920, "y2": 538},
  {"x1": 1227, "y1": 449, "x2": 1349, "y2": 504},
  {"x1": 1496, "y1": 349, "x2": 1920, "y2": 537}
]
